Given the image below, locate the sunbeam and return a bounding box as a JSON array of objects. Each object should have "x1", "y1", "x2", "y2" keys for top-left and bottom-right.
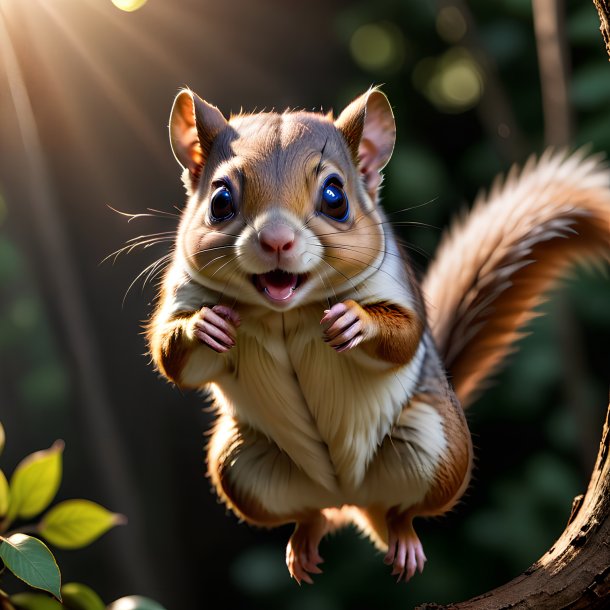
[
  {"x1": 0, "y1": 0, "x2": 152, "y2": 591},
  {"x1": 37, "y1": 0, "x2": 167, "y2": 169}
]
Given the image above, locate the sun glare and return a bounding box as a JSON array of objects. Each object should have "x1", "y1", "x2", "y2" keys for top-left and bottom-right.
[{"x1": 111, "y1": 0, "x2": 147, "y2": 12}]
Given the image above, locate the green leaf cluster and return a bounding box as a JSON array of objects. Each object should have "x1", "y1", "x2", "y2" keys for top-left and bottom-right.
[
  {"x1": 10, "y1": 586, "x2": 164, "y2": 610},
  {"x1": 0, "y1": 422, "x2": 165, "y2": 610}
]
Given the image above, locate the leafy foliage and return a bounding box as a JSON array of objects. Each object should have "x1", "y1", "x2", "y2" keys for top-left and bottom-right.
[
  {"x1": 39, "y1": 501, "x2": 125, "y2": 551},
  {"x1": 0, "y1": 534, "x2": 61, "y2": 600},
  {"x1": 0, "y1": 424, "x2": 166, "y2": 610},
  {"x1": 9, "y1": 593, "x2": 64, "y2": 610},
  {"x1": 7, "y1": 442, "x2": 63, "y2": 522},
  {"x1": 0, "y1": 471, "x2": 9, "y2": 519},
  {"x1": 58, "y1": 583, "x2": 105, "y2": 610}
]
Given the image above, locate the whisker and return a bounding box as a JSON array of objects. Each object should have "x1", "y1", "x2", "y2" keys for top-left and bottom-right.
[
  {"x1": 312, "y1": 265, "x2": 335, "y2": 309},
  {"x1": 210, "y1": 254, "x2": 241, "y2": 280},
  {"x1": 333, "y1": 237, "x2": 430, "y2": 260},
  {"x1": 184, "y1": 244, "x2": 235, "y2": 262},
  {"x1": 197, "y1": 253, "x2": 230, "y2": 274},
  {"x1": 107, "y1": 204, "x2": 181, "y2": 222},
  {"x1": 393, "y1": 237, "x2": 432, "y2": 261},
  {"x1": 312, "y1": 218, "x2": 439, "y2": 240},
  {"x1": 101, "y1": 237, "x2": 175, "y2": 265},
  {"x1": 338, "y1": 196, "x2": 439, "y2": 231},
  {"x1": 142, "y1": 254, "x2": 172, "y2": 290},
  {"x1": 122, "y1": 254, "x2": 172, "y2": 307},
  {"x1": 148, "y1": 206, "x2": 181, "y2": 218},
  {"x1": 319, "y1": 250, "x2": 405, "y2": 284},
  {"x1": 149, "y1": 263, "x2": 172, "y2": 291},
  {"x1": 213, "y1": 261, "x2": 244, "y2": 305},
  {"x1": 188, "y1": 244, "x2": 235, "y2": 255},
  {"x1": 306, "y1": 251, "x2": 361, "y2": 294},
  {"x1": 125, "y1": 231, "x2": 176, "y2": 244},
  {"x1": 212, "y1": 229, "x2": 242, "y2": 239},
  {"x1": 373, "y1": 220, "x2": 439, "y2": 230},
  {"x1": 308, "y1": 234, "x2": 431, "y2": 261},
  {"x1": 307, "y1": 240, "x2": 405, "y2": 261},
  {"x1": 382, "y1": 198, "x2": 439, "y2": 217},
  {"x1": 298, "y1": 212, "x2": 317, "y2": 234}
]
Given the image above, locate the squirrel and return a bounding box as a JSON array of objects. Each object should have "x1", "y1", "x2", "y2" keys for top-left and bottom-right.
[{"x1": 145, "y1": 86, "x2": 610, "y2": 584}]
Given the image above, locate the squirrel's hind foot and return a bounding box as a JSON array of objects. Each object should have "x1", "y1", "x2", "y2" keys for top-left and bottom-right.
[{"x1": 384, "y1": 510, "x2": 427, "y2": 583}]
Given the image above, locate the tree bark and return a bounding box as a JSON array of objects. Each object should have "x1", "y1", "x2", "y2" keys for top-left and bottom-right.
[
  {"x1": 417, "y1": 403, "x2": 610, "y2": 609},
  {"x1": 594, "y1": 0, "x2": 610, "y2": 59}
]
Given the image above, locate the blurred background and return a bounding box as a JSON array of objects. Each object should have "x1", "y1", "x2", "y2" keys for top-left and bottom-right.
[{"x1": 0, "y1": 0, "x2": 609, "y2": 608}]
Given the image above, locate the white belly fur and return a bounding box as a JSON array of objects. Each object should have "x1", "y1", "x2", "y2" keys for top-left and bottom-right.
[{"x1": 201, "y1": 306, "x2": 446, "y2": 509}]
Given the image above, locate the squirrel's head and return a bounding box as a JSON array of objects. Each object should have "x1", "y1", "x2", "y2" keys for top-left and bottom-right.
[{"x1": 169, "y1": 87, "x2": 396, "y2": 310}]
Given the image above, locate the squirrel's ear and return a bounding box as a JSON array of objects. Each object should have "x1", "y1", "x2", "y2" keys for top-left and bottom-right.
[
  {"x1": 335, "y1": 88, "x2": 395, "y2": 197},
  {"x1": 169, "y1": 89, "x2": 228, "y2": 188}
]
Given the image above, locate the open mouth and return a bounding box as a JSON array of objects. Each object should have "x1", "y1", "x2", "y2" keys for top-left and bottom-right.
[{"x1": 253, "y1": 270, "x2": 306, "y2": 302}]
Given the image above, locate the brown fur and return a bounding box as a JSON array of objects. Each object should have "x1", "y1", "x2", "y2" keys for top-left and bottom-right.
[
  {"x1": 207, "y1": 413, "x2": 318, "y2": 527},
  {"x1": 361, "y1": 301, "x2": 424, "y2": 365},
  {"x1": 416, "y1": 346, "x2": 473, "y2": 516},
  {"x1": 147, "y1": 310, "x2": 197, "y2": 385},
  {"x1": 351, "y1": 345, "x2": 473, "y2": 549},
  {"x1": 424, "y1": 150, "x2": 610, "y2": 407},
  {"x1": 416, "y1": 403, "x2": 472, "y2": 516},
  {"x1": 313, "y1": 210, "x2": 385, "y2": 284}
]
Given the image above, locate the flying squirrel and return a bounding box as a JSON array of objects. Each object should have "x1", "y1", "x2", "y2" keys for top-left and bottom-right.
[{"x1": 146, "y1": 87, "x2": 610, "y2": 584}]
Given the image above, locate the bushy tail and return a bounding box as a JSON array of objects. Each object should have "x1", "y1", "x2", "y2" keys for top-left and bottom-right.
[{"x1": 423, "y1": 149, "x2": 610, "y2": 408}]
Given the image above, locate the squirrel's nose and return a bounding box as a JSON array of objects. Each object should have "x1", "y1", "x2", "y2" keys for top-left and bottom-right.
[{"x1": 258, "y1": 225, "x2": 296, "y2": 254}]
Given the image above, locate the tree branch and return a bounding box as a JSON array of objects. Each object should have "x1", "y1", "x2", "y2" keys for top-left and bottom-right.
[
  {"x1": 593, "y1": 0, "x2": 610, "y2": 59},
  {"x1": 417, "y1": 403, "x2": 610, "y2": 609},
  {"x1": 533, "y1": 0, "x2": 573, "y2": 146}
]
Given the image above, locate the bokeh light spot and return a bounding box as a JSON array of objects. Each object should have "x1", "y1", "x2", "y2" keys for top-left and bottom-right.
[
  {"x1": 111, "y1": 0, "x2": 148, "y2": 12},
  {"x1": 414, "y1": 48, "x2": 484, "y2": 113},
  {"x1": 349, "y1": 22, "x2": 406, "y2": 73},
  {"x1": 438, "y1": 58, "x2": 482, "y2": 106},
  {"x1": 436, "y1": 6, "x2": 467, "y2": 43}
]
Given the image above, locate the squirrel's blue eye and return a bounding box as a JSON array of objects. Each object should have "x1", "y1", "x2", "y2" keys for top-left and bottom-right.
[
  {"x1": 210, "y1": 184, "x2": 235, "y2": 222},
  {"x1": 320, "y1": 177, "x2": 349, "y2": 222}
]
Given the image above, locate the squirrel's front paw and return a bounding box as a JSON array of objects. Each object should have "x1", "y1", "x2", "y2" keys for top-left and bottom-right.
[
  {"x1": 194, "y1": 305, "x2": 240, "y2": 353},
  {"x1": 321, "y1": 300, "x2": 370, "y2": 352}
]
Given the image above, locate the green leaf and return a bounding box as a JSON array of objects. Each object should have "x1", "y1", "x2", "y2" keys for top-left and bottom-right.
[
  {"x1": 10, "y1": 592, "x2": 64, "y2": 610},
  {"x1": 39, "y1": 500, "x2": 126, "y2": 550},
  {"x1": 8, "y1": 441, "x2": 64, "y2": 521},
  {"x1": 61, "y1": 582, "x2": 105, "y2": 610},
  {"x1": 106, "y1": 597, "x2": 167, "y2": 610},
  {"x1": 0, "y1": 534, "x2": 61, "y2": 600},
  {"x1": 0, "y1": 421, "x2": 5, "y2": 456},
  {"x1": 0, "y1": 469, "x2": 9, "y2": 517}
]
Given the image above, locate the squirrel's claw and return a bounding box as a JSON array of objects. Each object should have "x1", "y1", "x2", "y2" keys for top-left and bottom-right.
[{"x1": 384, "y1": 516, "x2": 427, "y2": 583}]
